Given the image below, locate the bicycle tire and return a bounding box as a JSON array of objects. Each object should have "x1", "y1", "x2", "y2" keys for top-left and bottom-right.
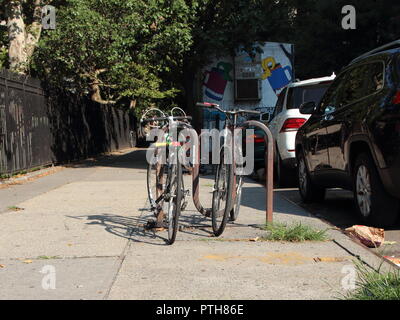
[
  {"x1": 166, "y1": 159, "x2": 183, "y2": 245},
  {"x1": 211, "y1": 148, "x2": 233, "y2": 236},
  {"x1": 147, "y1": 148, "x2": 164, "y2": 214},
  {"x1": 230, "y1": 175, "x2": 243, "y2": 222}
]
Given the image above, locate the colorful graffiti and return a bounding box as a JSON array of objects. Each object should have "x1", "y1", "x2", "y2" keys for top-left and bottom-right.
[
  {"x1": 203, "y1": 62, "x2": 233, "y2": 101},
  {"x1": 261, "y1": 57, "x2": 292, "y2": 93}
]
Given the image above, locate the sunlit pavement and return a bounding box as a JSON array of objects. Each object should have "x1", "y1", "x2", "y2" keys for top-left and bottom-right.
[{"x1": 0, "y1": 149, "x2": 396, "y2": 299}]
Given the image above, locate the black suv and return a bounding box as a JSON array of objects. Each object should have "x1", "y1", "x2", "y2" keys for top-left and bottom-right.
[{"x1": 295, "y1": 40, "x2": 400, "y2": 227}]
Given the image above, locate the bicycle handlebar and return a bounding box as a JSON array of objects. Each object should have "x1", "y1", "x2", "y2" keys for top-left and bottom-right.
[
  {"x1": 141, "y1": 116, "x2": 192, "y2": 124},
  {"x1": 196, "y1": 102, "x2": 220, "y2": 109},
  {"x1": 196, "y1": 102, "x2": 261, "y2": 116}
]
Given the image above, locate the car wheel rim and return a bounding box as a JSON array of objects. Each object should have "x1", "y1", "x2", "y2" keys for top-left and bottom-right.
[
  {"x1": 299, "y1": 158, "x2": 307, "y2": 194},
  {"x1": 356, "y1": 165, "x2": 372, "y2": 217}
]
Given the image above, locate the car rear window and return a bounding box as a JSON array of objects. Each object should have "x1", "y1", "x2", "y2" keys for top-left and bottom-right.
[{"x1": 287, "y1": 82, "x2": 332, "y2": 110}]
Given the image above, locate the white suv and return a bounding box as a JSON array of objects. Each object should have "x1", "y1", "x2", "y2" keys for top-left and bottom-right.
[{"x1": 268, "y1": 74, "x2": 336, "y2": 186}]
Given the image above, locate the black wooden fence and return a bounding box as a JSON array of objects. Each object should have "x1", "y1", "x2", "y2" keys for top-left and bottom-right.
[{"x1": 0, "y1": 69, "x2": 133, "y2": 175}]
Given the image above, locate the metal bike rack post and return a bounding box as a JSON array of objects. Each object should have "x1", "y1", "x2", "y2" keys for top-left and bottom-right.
[
  {"x1": 192, "y1": 131, "x2": 212, "y2": 217},
  {"x1": 241, "y1": 120, "x2": 274, "y2": 224},
  {"x1": 191, "y1": 121, "x2": 274, "y2": 224}
]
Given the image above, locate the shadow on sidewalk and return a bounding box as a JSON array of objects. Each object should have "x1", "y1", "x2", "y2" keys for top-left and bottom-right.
[
  {"x1": 67, "y1": 212, "x2": 166, "y2": 246},
  {"x1": 66, "y1": 149, "x2": 149, "y2": 171},
  {"x1": 67, "y1": 209, "x2": 216, "y2": 246}
]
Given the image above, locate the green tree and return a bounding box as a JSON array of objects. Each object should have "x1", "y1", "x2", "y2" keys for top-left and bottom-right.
[
  {"x1": 33, "y1": 0, "x2": 193, "y2": 113},
  {"x1": 184, "y1": 0, "x2": 294, "y2": 67},
  {"x1": 0, "y1": 0, "x2": 56, "y2": 73},
  {"x1": 290, "y1": 0, "x2": 400, "y2": 79}
]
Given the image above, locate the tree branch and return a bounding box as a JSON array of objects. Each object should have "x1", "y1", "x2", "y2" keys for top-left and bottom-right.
[
  {"x1": 87, "y1": 69, "x2": 117, "y2": 105},
  {"x1": 7, "y1": 0, "x2": 27, "y2": 73},
  {"x1": 25, "y1": 0, "x2": 43, "y2": 64}
]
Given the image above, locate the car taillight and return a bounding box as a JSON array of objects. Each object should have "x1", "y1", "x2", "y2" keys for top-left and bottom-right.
[
  {"x1": 392, "y1": 90, "x2": 400, "y2": 105},
  {"x1": 280, "y1": 118, "x2": 307, "y2": 132},
  {"x1": 246, "y1": 134, "x2": 265, "y2": 143}
]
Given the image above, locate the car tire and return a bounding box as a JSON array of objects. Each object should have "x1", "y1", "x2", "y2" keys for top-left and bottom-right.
[
  {"x1": 275, "y1": 151, "x2": 296, "y2": 188},
  {"x1": 275, "y1": 151, "x2": 285, "y2": 187},
  {"x1": 353, "y1": 153, "x2": 399, "y2": 227},
  {"x1": 297, "y1": 152, "x2": 326, "y2": 203}
]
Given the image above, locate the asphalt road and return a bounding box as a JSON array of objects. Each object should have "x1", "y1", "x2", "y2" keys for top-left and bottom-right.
[{"x1": 276, "y1": 187, "x2": 400, "y2": 265}]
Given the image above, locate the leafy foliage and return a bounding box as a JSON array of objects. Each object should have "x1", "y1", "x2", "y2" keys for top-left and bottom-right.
[
  {"x1": 33, "y1": 0, "x2": 193, "y2": 113},
  {"x1": 2, "y1": 0, "x2": 399, "y2": 113},
  {"x1": 0, "y1": 3, "x2": 8, "y2": 69},
  {"x1": 342, "y1": 261, "x2": 400, "y2": 300},
  {"x1": 290, "y1": 0, "x2": 400, "y2": 78},
  {"x1": 186, "y1": 0, "x2": 295, "y2": 67}
]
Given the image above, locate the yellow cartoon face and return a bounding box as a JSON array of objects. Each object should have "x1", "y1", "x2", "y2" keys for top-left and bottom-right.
[{"x1": 261, "y1": 57, "x2": 277, "y2": 79}]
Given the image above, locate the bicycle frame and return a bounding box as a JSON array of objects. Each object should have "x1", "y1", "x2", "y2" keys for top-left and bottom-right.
[
  {"x1": 152, "y1": 116, "x2": 186, "y2": 226},
  {"x1": 192, "y1": 110, "x2": 245, "y2": 215},
  {"x1": 144, "y1": 106, "x2": 274, "y2": 225},
  {"x1": 191, "y1": 104, "x2": 274, "y2": 224}
]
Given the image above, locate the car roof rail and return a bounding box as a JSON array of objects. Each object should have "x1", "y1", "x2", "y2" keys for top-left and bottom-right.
[{"x1": 350, "y1": 40, "x2": 400, "y2": 64}]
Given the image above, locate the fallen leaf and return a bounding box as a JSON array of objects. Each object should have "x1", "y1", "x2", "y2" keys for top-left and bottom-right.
[
  {"x1": 314, "y1": 257, "x2": 349, "y2": 263},
  {"x1": 8, "y1": 206, "x2": 24, "y2": 212}
]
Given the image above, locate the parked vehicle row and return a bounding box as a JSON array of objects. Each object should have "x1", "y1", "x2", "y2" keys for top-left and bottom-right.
[
  {"x1": 269, "y1": 75, "x2": 336, "y2": 186},
  {"x1": 267, "y1": 40, "x2": 400, "y2": 227}
]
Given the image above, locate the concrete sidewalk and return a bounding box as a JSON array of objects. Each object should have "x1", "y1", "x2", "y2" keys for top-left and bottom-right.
[{"x1": 0, "y1": 149, "x2": 393, "y2": 300}]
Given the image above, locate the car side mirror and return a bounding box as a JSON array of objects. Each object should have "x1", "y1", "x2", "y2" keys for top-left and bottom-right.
[{"x1": 299, "y1": 101, "x2": 316, "y2": 115}]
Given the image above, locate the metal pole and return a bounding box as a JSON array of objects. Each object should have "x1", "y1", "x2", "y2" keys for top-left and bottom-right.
[
  {"x1": 265, "y1": 133, "x2": 274, "y2": 224},
  {"x1": 242, "y1": 120, "x2": 274, "y2": 224}
]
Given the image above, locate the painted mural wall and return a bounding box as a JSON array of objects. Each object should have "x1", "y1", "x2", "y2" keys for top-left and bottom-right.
[{"x1": 201, "y1": 42, "x2": 294, "y2": 129}]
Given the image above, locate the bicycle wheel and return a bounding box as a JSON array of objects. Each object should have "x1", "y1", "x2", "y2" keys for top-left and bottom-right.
[
  {"x1": 165, "y1": 159, "x2": 183, "y2": 245},
  {"x1": 147, "y1": 148, "x2": 165, "y2": 213},
  {"x1": 211, "y1": 149, "x2": 233, "y2": 236},
  {"x1": 230, "y1": 175, "x2": 243, "y2": 222}
]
